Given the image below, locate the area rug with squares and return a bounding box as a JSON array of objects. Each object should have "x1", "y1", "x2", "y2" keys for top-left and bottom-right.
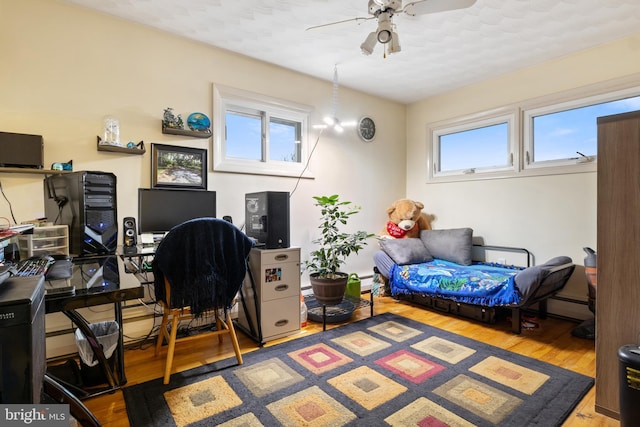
[{"x1": 123, "y1": 312, "x2": 593, "y2": 426}]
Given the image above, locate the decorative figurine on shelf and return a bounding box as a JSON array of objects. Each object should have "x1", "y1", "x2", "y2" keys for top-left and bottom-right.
[
  {"x1": 51, "y1": 160, "x2": 73, "y2": 171},
  {"x1": 162, "y1": 107, "x2": 184, "y2": 129},
  {"x1": 101, "y1": 115, "x2": 121, "y2": 146},
  {"x1": 187, "y1": 112, "x2": 211, "y2": 133}
]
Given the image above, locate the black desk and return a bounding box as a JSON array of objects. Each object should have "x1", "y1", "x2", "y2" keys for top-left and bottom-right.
[
  {"x1": 118, "y1": 244, "x2": 157, "y2": 284},
  {"x1": 119, "y1": 244, "x2": 157, "y2": 257},
  {"x1": 46, "y1": 255, "x2": 144, "y2": 398}
]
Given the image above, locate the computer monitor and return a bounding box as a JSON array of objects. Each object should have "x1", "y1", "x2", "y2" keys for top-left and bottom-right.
[{"x1": 137, "y1": 188, "x2": 217, "y2": 235}]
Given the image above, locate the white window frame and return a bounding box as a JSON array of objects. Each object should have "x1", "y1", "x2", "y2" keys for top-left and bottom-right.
[
  {"x1": 522, "y1": 85, "x2": 640, "y2": 175},
  {"x1": 213, "y1": 84, "x2": 313, "y2": 178},
  {"x1": 428, "y1": 108, "x2": 519, "y2": 182}
]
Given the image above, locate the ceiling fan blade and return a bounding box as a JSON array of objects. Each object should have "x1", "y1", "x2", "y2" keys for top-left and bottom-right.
[
  {"x1": 306, "y1": 16, "x2": 374, "y2": 31},
  {"x1": 402, "y1": 0, "x2": 477, "y2": 16}
]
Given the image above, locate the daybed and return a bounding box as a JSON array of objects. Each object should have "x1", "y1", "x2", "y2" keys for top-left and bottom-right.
[{"x1": 373, "y1": 228, "x2": 575, "y2": 333}]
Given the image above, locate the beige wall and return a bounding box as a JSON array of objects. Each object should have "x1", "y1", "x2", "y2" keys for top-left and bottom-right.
[
  {"x1": 4, "y1": 0, "x2": 640, "y2": 324},
  {"x1": 1, "y1": 0, "x2": 406, "y2": 281},
  {"x1": 407, "y1": 33, "x2": 640, "y2": 318}
]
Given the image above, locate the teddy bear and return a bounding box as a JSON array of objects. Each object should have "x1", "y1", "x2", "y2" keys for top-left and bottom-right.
[{"x1": 381, "y1": 198, "x2": 433, "y2": 239}]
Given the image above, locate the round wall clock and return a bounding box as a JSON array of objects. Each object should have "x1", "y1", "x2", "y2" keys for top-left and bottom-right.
[{"x1": 358, "y1": 116, "x2": 376, "y2": 142}]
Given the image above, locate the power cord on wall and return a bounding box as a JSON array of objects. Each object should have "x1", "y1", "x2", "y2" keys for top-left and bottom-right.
[
  {"x1": 289, "y1": 127, "x2": 324, "y2": 198},
  {"x1": 0, "y1": 179, "x2": 18, "y2": 225}
]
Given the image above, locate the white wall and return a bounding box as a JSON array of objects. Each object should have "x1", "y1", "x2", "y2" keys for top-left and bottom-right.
[
  {"x1": 406, "y1": 33, "x2": 640, "y2": 318},
  {"x1": 0, "y1": 0, "x2": 407, "y2": 283}
]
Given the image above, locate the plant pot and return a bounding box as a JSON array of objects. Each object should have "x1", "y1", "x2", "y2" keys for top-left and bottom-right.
[{"x1": 310, "y1": 272, "x2": 348, "y2": 306}]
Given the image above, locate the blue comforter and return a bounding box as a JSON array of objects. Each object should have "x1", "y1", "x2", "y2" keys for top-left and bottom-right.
[{"x1": 390, "y1": 259, "x2": 523, "y2": 306}]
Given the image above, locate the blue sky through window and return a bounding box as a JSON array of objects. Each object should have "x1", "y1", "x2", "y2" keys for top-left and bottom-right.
[
  {"x1": 438, "y1": 94, "x2": 640, "y2": 173},
  {"x1": 226, "y1": 113, "x2": 261, "y2": 160},
  {"x1": 226, "y1": 112, "x2": 300, "y2": 162},
  {"x1": 440, "y1": 123, "x2": 509, "y2": 171},
  {"x1": 533, "y1": 95, "x2": 640, "y2": 162}
]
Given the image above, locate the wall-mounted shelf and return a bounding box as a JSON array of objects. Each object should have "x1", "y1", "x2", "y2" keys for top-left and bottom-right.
[
  {"x1": 96, "y1": 137, "x2": 146, "y2": 155},
  {"x1": 162, "y1": 125, "x2": 211, "y2": 139},
  {"x1": 0, "y1": 167, "x2": 68, "y2": 175}
]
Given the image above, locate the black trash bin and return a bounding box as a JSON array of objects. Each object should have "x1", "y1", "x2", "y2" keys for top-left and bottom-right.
[
  {"x1": 75, "y1": 321, "x2": 119, "y2": 386},
  {"x1": 618, "y1": 345, "x2": 640, "y2": 426}
]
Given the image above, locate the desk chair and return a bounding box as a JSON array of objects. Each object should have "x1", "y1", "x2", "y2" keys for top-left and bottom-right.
[
  {"x1": 152, "y1": 218, "x2": 254, "y2": 384},
  {"x1": 43, "y1": 374, "x2": 101, "y2": 427}
]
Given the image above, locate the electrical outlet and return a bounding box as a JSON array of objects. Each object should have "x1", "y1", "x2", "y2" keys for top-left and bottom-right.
[{"x1": 497, "y1": 258, "x2": 506, "y2": 265}]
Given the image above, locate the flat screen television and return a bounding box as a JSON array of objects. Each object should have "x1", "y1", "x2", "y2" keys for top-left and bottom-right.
[{"x1": 138, "y1": 188, "x2": 217, "y2": 235}]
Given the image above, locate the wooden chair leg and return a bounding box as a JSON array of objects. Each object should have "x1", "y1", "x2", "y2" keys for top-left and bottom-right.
[
  {"x1": 155, "y1": 307, "x2": 170, "y2": 357},
  {"x1": 226, "y1": 311, "x2": 243, "y2": 365},
  {"x1": 163, "y1": 312, "x2": 180, "y2": 384},
  {"x1": 157, "y1": 305, "x2": 243, "y2": 384},
  {"x1": 215, "y1": 310, "x2": 224, "y2": 344}
]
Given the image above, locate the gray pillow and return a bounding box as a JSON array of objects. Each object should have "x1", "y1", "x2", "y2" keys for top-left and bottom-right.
[
  {"x1": 420, "y1": 228, "x2": 473, "y2": 265},
  {"x1": 379, "y1": 238, "x2": 433, "y2": 265}
]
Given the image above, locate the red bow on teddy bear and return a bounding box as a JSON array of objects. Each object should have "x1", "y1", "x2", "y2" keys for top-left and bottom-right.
[{"x1": 386, "y1": 221, "x2": 416, "y2": 238}]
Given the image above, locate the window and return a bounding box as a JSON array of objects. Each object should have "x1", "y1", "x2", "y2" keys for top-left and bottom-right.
[
  {"x1": 429, "y1": 110, "x2": 517, "y2": 181},
  {"x1": 213, "y1": 84, "x2": 312, "y2": 177},
  {"x1": 523, "y1": 87, "x2": 640, "y2": 171},
  {"x1": 428, "y1": 81, "x2": 640, "y2": 182}
]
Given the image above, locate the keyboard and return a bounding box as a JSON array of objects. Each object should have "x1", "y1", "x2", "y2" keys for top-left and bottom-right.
[{"x1": 15, "y1": 256, "x2": 55, "y2": 277}]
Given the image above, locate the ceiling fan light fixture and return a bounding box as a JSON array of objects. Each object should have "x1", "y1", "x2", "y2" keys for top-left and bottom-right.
[
  {"x1": 388, "y1": 30, "x2": 401, "y2": 53},
  {"x1": 360, "y1": 32, "x2": 377, "y2": 55},
  {"x1": 323, "y1": 116, "x2": 335, "y2": 126},
  {"x1": 376, "y1": 12, "x2": 393, "y2": 44},
  {"x1": 377, "y1": 29, "x2": 392, "y2": 44}
]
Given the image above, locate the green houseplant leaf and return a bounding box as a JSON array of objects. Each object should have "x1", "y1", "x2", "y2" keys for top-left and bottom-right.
[{"x1": 303, "y1": 194, "x2": 373, "y2": 279}]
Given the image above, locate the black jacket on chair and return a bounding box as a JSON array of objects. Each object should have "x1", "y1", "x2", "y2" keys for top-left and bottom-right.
[{"x1": 152, "y1": 218, "x2": 254, "y2": 316}]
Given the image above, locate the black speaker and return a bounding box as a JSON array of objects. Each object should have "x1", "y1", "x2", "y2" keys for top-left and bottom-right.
[
  {"x1": 3, "y1": 243, "x2": 20, "y2": 263},
  {"x1": 245, "y1": 191, "x2": 290, "y2": 249},
  {"x1": 0, "y1": 131, "x2": 44, "y2": 169},
  {"x1": 123, "y1": 217, "x2": 137, "y2": 247}
]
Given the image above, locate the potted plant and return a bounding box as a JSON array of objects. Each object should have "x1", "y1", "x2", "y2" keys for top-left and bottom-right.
[{"x1": 304, "y1": 194, "x2": 373, "y2": 305}]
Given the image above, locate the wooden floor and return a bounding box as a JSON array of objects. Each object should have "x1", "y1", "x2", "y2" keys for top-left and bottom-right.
[{"x1": 81, "y1": 296, "x2": 618, "y2": 426}]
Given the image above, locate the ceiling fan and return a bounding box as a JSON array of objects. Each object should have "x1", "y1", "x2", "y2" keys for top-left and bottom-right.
[{"x1": 307, "y1": 0, "x2": 477, "y2": 56}]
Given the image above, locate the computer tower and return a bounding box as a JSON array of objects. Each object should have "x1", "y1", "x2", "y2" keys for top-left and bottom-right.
[
  {"x1": 245, "y1": 191, "x2": 290, "y2": 249},
  {"x1": 0, "y1": 276, "x2": 45, "y2": 403},
  {"x1": 44, "y1": 171, "x2": 118, "y2": 256}
]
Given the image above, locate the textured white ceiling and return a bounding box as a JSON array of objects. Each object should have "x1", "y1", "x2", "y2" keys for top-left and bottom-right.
[{"x1": 60, "y1": 0, "x2": 640, "y2": 104}]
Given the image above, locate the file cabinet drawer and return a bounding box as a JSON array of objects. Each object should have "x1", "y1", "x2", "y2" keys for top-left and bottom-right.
[
  {"x1": 256, "y1": 248, "x2": 300, "y2": 265},
  {"x1": 260, "y1": 297, "x2": 300, "y2": 339},
  {"x1": 259, "y1": 267, "x2": 300, "y2": 301}
]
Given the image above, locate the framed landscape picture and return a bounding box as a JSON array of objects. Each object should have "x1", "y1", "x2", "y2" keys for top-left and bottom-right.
[{"x1": 151, "y1": 143, "x2": 207, "y2": 190}]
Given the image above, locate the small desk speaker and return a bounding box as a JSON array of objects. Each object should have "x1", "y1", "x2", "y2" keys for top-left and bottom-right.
[{"x1": 123, "y1": 217, "x2": 137, "y2": 247}]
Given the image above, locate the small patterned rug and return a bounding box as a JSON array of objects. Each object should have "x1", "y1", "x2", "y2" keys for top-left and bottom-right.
[{"x1": 123, "y1": 312, "x2": 593, "y2": 426}]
